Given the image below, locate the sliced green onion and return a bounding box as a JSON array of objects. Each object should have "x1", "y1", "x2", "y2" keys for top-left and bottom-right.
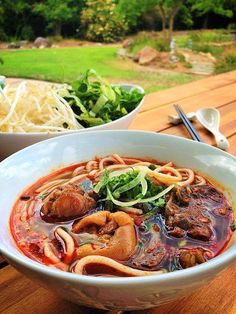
[
  {"x1": 114, "y1": 168, "x2": 147, "y2": 195},
  {"x1": 94, "y1": 171, "x2": 109, "y2": 193},
  {"x1": 107, "y1": 187, "x2": 142, "y2": 207},
  {"x1": 108, "y1": 167, "x2": 132, "y2": 179},
  {"x1": 141, "y1": 177, "x2": 148, "y2": 195},
  {"x1": 92, "y1": 94, "x2": 108, "y2": 114},
  {"x1": 139, "y1": 184, "x2": 175, "y2": 203}
]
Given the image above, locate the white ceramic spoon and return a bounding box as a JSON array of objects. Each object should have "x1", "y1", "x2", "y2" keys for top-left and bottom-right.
[{"x1": 196, "y1": 108, "x2": 230, "y2": 150}]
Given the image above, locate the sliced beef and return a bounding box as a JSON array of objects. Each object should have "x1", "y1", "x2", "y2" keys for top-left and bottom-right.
[
  {"x1": 132, "y1": 247, "x2": 166, "y2": 269},
  {"x1": 41, "y1": 182, "x2": 96, "y2": 221},
  {"x1": 179, "y1": 248, "x2": 206, "y2": 268},
  {"x1": 164, "y1": 185, "x2": 230, "y2": 242}
]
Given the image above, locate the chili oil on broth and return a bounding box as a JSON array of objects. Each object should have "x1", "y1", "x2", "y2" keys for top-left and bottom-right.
[{"x1": 10, "y1": 155, "x2": 234, "y2": 277}]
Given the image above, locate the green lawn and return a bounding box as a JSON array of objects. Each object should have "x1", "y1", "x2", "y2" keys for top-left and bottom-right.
[{"x1": 0, "y1": 47, "x2": 200, "y2": 93}]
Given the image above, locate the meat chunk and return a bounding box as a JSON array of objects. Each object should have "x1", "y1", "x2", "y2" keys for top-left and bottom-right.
[
  {"x1": 187, "y1": 224, "x2": 212, "y2": 241},
  {"x1": 179, "y1": 248, "x2": 206, "y2": 268},
  {"x1": 41, "y1": 183, "x2": 96, "y2": 220},
  {"x1": 164, "y1": 184, "x2": 230, "y2": 242},
  {"x1": 72, "y1": 211, "x2": 137, "y2": 261}
]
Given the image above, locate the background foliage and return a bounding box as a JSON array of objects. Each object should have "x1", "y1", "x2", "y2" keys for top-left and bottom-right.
[
  {"x1": 80, "y1": 0, "x2": 127, "y2": 42},
  {"x1": 0, "y1": 0, "x2": 235, "y2": 42}
]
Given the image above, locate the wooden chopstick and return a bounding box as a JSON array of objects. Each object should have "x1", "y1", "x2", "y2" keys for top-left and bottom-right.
[{"x1": 174, "y1": 104, "x2": 203, "y2": 142}]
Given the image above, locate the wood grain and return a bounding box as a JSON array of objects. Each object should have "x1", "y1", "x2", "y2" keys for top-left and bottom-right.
[
  {"x1": 1, "y1": 72, "x2": 236, "y2": 313},
  {"x1": 140, "y1": 70, "x2": 236, "y2": 113},
  {"x1": 131, "y1": 83, "x2": 236, "y2": 131},
  {"x1": 0, "y1": 263, "x2": 236, "y2": 314}
]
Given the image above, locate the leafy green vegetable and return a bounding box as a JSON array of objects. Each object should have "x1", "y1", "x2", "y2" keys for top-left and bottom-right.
[
  {"x1": 57, "y1": 69, "x2": 144, "y2": 128},
  {"x1": 95, "y1": 167, "x2": 172, "y2": 211},
  {"x1": 230, "y1": 220, "x2": 236, "y2": 232}
]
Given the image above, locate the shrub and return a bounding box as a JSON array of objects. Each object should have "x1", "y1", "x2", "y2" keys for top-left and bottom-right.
[
  {"x1": 190, "y1": 30, "x2": 231, "y2": 43},
  {"x1": 20, "y1": 25, "x2": 34, "y2": 40},
  {"x1": 0, "y1": 29, "x2": 8, "y2": 42},
  {"x1": 48, "y1": 35, "x2": 63, "y2": 43},
  {"x1": 129, "y1": 33, "x2": 169, "y2": 54},
  {"x1": 215, "y1": 54, "x2": 236, "y2": 74},
  {"x1": 80, "y1": 0, "x2": 127, "y2": 43},
  {"x1": 192, "y1": 44, "x2": 224, "y2": 57}
]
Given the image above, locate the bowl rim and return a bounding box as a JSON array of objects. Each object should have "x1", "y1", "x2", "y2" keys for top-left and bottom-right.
[
  {"x1": 0, "y1": 130, "x2": 236, "y2": 286},
  {"x1": 0, "y1": 83, "x2": 145, "y2": 136}
]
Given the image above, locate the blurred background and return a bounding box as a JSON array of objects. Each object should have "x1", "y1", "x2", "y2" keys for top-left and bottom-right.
[{"x1": 0, "y1": 0, "x2": 236, "y2": 92}]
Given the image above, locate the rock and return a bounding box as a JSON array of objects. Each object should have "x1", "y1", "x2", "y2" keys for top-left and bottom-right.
[
  {"x1": 181, "y1": 52, "x2": 190, "y2": 63},
  {"x1": 19, "y1": 40, "x2": 28, "y2": 47},
  {"x1": 122, "y1": 38, "x2": 134, "y2": 49},
  {"x1": 190, "y1": 62, "x2": 214, "y2": 75},
  {"x1": 169, "y1": 52, "x2": 179, "y2": 63},
  {"x1": 7, "y1": 42, "x2": 21, "y2": 49},
  {"x1": 205, "y1": 52, "x2": 216, "y2": 63},
  {"x1": 136, "y1": 46, "x2": 159, "y2": 65},
  {"x1": 132, "y1": 54, "x2": 139, "y2": 62},
  {"x1": 33, "y1": 37, "x2": 51, "y2": 48},
  {"x1": 117, "y1": 48, "x2": 127, "y2": 59}
]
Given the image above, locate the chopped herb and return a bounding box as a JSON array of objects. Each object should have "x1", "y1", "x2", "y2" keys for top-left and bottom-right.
[
  {"x1": 230, "y1": 221, "x2": 236, "y2": 232},
  {"x1": 148, "y1": 164, "x2": 156, "y2": 170},
  {"x1": 37, "y1": 193, "x2": 48, "y2": 200},
  {"x1": 57, "y1": 69, "x2": 144, "y2": 128},
  {"x1": 63, "y1": 122, "x2": 69, "y2": 128},
  {"x1": 94, "y1": 167, "x2": 170, "y2": 211},
  {"x1": 178, "y1": 240, "x2": 187, "y2": 247}
]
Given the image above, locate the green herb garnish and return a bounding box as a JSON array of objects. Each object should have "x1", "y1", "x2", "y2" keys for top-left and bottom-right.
[{"x1": 57, "y1": 69, "x2": 144, "y2": 128}]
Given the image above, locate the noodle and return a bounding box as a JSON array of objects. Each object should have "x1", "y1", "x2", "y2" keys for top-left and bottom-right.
[{"x1": 10, "y1": 154, "x2": 234, "y2": 277}]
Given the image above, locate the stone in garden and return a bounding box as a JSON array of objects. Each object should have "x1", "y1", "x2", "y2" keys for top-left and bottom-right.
[
  {"x1": 34, "y1": 37, "x2": 51, "y2": 48},
  {"x1": 136, "y1": 46, "x2": 159, "y2": 65},
  {"x1": 8, "y1": 42, "x2": 21, "y2": 49},
  {"x1": 19, "y1": 40, "x2": 28, "y2": 47},
  {"x1": 122, "y1": 38, "x2": 134, "y2": 48},
  {"x1": 117, "y1": 48, "x2": 127, "y2": 59},
  {"x1": 205, "y1": 52, "x2": 216, "y2": 63}
]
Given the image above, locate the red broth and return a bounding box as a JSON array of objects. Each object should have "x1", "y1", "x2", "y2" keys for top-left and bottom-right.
[{"x1": 10, "y1": 156, "x2": 234, "y2": 276}]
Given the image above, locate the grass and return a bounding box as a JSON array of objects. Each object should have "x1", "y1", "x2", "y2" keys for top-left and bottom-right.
[{"x1": 0, "y1": 46, "x2": 199, "y2": 93}]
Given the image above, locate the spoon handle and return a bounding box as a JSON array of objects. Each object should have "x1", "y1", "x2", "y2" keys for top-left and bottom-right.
[{"x1": 213, "y1": 131, "x2": 230, "y2": 150}]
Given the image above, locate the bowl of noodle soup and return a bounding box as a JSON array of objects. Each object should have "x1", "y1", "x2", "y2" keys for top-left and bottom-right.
[
  {"x1": 0, "y1": 130, "x2": 236, "y2": 310},
  {"x1": 0, "y1": 80, "x2": 144, "y2": 160}
]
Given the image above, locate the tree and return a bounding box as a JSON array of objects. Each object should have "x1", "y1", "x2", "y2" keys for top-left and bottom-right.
[
  {"x1": 190, "y1": 0, "x2": 233, "y2": 28},
  {"x1": 33, "y1": 0, "x2": 79, "y2": 36},
  {"x1": 0, "y1": 0, "x2": 35, "y2": 40},
  {"x1": 116, "y1": 0, "x2": 155, "y2": 32},
  {"x1": 154, "y1": 0, "x2": 186, "y2": 41},
  {"x1": 81, "y1": 0, "x2": 127, "y2": 42}
]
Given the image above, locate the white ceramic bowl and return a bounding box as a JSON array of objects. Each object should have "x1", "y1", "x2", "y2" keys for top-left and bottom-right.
[
  {"x1": 0, "y1": 131, "x2": 236, "y2": 311},
  {"x1": 0, "y1": 84, "x2": 144, "y2": 160}
]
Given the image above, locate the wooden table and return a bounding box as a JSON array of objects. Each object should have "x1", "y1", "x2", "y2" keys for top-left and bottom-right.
[{"x1": 1, "y1": 71, "x2": 236, "y2": 313}]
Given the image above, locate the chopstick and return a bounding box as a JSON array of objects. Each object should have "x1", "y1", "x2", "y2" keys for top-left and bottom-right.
[{"x1": 174, "y1": 104, "x2": 203, "y2": 142}]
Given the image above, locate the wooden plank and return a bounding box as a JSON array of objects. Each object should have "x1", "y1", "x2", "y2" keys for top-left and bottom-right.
[
  {"x1": 0, "y1": 266, "x2": 41, "y2": 312},
  {"x1": 227, "y1": 133, "x2": 236, "y2": 157},
  {"x1": 146, "y1": 262, "x2": 236, "y2": 314},
  {"x1": 0, "y1": 266, "x2": 84, "y2": 314},
  {"x1": 130, "y1": 83, "x2": 236, "y2": 132},
  {"x1": 158, "y1": 101, "x2": 236, "y2": 149},
  {"x1": 0, "y1": 263, "x2": 236, "y2": 314},
  {"x1": 1, "y1": 72, "x2": 236, "y2": 314},
  {"x1": 1, "y1": 283, "x2": 86, "y2": 314},
  {"x1": 140, "y1": 70, "x2": 236, "y2": 113},
  {"x1": 0, "y1": 255, "x2": 5, "y2": 263}
]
